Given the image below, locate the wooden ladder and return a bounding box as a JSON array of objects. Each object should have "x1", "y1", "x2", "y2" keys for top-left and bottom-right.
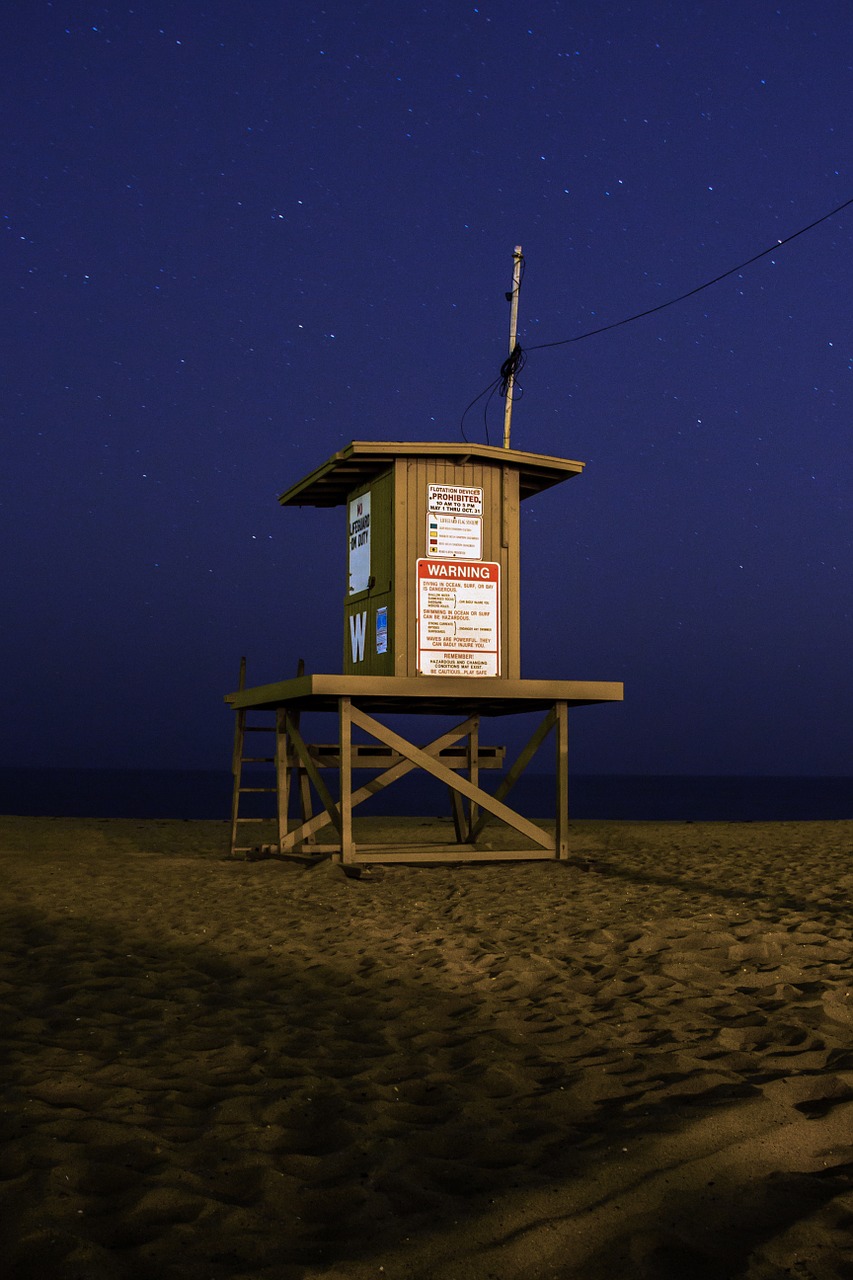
[{"x1": 228, "y1": 657, "x2": 278, "y2": 856}]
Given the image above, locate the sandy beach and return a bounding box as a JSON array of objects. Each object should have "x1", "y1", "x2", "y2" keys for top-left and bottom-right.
[{"x1": 1, "y1": 814, "x2": 852, "y2": 1279}]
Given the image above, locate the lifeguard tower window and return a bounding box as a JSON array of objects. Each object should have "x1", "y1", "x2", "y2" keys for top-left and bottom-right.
[{"x1": 278, "y1": 440, "x2": 585, "y2": 680}]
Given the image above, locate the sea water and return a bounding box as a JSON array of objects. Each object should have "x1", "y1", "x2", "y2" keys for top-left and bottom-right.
[{"x1": 0, "y1": 768, "x2": 850, "y2": 822}]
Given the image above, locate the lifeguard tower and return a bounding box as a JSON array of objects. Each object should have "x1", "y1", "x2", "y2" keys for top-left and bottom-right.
[{"x1": 225, "y1": 251, "x2": 623, "y2": 863}]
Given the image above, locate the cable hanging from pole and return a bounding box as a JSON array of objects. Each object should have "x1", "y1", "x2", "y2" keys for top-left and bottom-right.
[
  {"x1": 460, "y1": 192, "x2": 853, "y2": 444},
  {"x1": 499, "y1": 343, "x2": 525, "y2": 398}
]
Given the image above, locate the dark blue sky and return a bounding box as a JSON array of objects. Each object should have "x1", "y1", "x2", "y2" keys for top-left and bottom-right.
[{"x1": 3, "y1": 1, "x2": 852, "y2": 776}]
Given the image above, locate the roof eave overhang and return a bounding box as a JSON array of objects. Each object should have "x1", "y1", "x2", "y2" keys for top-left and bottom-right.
[{"x1": 278, "y1": 441, "x2": 585, "y2": 507}]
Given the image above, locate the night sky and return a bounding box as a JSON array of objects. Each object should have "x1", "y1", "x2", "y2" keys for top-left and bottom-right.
[{"x1": 4, "y1": 1, "x2": 852, "y2": 779}]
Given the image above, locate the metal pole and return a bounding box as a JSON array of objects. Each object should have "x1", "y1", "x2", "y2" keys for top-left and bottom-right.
[{"x1": 502, "y1": 244, "x2": 523, "y2": 449}]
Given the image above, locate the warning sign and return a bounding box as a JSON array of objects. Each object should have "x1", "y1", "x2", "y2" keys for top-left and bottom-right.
[
  {"x1": 428, "y1": 484, "x2": 483, "y2": 516},
  {"x1": 417, "y1": 559, "x2": 500, "y2": 677}
]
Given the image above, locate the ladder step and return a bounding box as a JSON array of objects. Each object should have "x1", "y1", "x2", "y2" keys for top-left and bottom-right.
[{"x1": 230, "y1": 661, "x2": 283, "y2": 857}]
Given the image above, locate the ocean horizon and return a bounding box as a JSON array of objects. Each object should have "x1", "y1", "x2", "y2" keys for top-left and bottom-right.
[{"x1": 0, "y1": 767, "x2": 850, "y2": 824}]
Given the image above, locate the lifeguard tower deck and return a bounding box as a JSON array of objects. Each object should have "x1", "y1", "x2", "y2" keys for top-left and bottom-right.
[{"x1": 225, "y1": 440, "x2": 623, "y2": 863}]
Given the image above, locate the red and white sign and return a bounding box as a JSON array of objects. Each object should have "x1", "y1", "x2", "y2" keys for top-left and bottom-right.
[{"x1": 416, "y1": 559, "x2": 500, "y2": 677}]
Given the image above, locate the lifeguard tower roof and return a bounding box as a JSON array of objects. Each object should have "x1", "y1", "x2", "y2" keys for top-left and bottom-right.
[{"x1": 278, "y1": 440, "x2": 584, "y2": 507}]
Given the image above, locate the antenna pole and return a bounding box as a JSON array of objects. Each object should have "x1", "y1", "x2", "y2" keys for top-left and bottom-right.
[{"x1": 502, "y1": 244, "x2": 523, "y2": 450}]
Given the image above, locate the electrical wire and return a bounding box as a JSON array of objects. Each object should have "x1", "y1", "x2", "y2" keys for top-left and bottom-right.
[
  {"x1": 527, "y1": 192, "x2": 853, "y2": 353},
  {"x1": 460, "y1": 192, "x2": 853, "y2": 441},
  {"x1": 460, "y1": 375, "x2": 500, "y2": 443},
  {"x1": 499, "y1": 342, "x2": 526, "y2": 394}
]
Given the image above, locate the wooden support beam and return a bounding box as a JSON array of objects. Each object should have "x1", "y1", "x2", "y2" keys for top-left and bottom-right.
[
  {"x1": 470, "y1": 706, "x2": 556, "y2": 841},
  {"x1": 349, "y1": 705, "x2": 555, "y2": 851},
  {"x1": 278, "y1": 716, "x2": 479, "y2": 852},
  {"x1": 468, "y1": 715, "x2": 480, "y2": 840},
  {"x1": 292, "y1": 659, "x2": 315, "y2": 845},
  {"x1": 449, "y1": 787, "x2": 466, "y2": 843},
  {"x1": 339, "y1": 697, "x2": 353, "y2": 864},
  {"x1": 297, "y1": 756, "x2": 314, "y2": 833},
  {"x1": 555, "y1": 700, "x2": 569, "y2": 860},
  {"x1": 348, "y1": 846, "x2": 556, "y2": 864},
  {"x1": 285, "y1": 712, "x2": 341, "y2": 835},
  {"x1": 447, "y1": 720, "x2": 477, "y2": 842},
  {"x1": 275, "y1": 707, "x2": 289, "y2": 850}
]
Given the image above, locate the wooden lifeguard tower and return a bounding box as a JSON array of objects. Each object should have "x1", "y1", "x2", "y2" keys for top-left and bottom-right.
[
  {"x1": 225, "y1": 251, "x2": 623, "y2": 862},
  {"x1": 225, "y1": 438, "x2": 622, "y2": 863}
]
